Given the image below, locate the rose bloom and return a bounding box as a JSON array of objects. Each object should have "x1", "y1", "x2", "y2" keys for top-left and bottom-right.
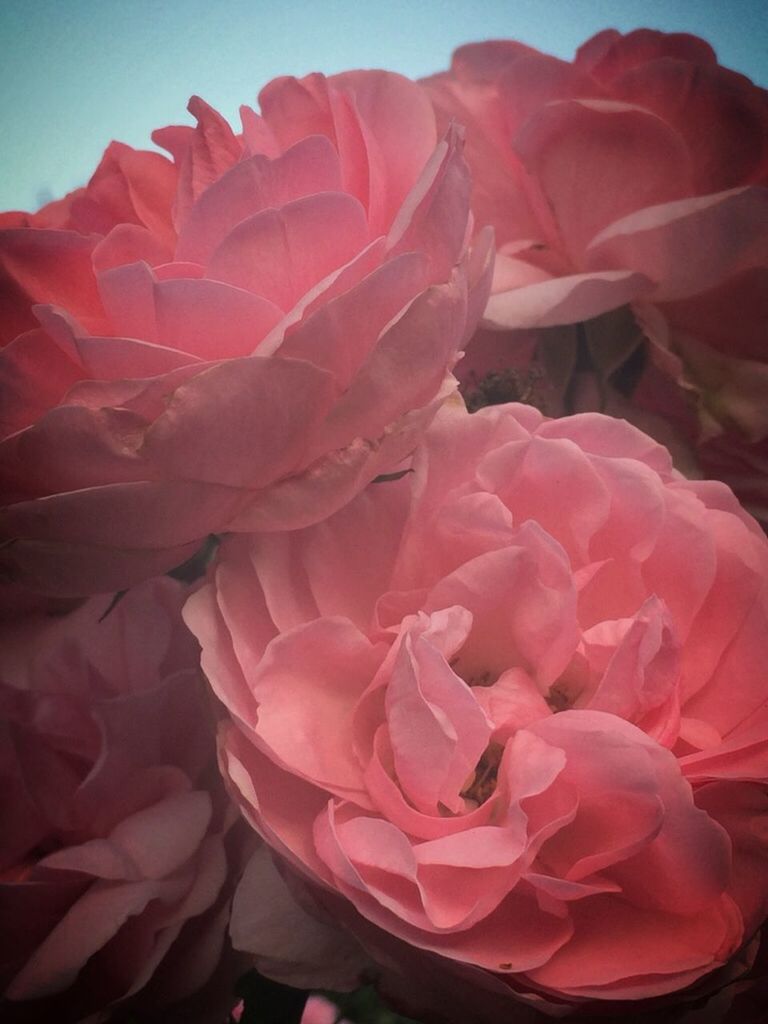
[
  {"x1": 422, "y1": 29, "x2": 768, "y2": 524},
  {"x1": 0, "y1": 578, "x2": 239, "y2": 1023},
  {"x1": 185, "y1": 399, "x2": 768, "y2": 1021},
  {"x1": 0, "y1": 70, "x2": 491, "y2": 597}
]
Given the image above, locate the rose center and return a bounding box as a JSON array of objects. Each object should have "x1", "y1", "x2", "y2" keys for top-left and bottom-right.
[{"x1": 461, "y1": 742, "x2": 504, "y2": 806}]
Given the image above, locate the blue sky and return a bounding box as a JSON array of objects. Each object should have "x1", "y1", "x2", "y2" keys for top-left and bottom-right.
[{"x1": 2, "y1": 0, "x2": 767, "y2": 211}]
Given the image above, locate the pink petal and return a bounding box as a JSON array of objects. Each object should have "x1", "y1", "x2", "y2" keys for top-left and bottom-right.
[
  {"x1": 424, "y1": 522, "x2": 578, "y2": 688},
  {"x1": 277, "y1": 251, "x2": 430, "y2": 388},
  {"x1": 584, "y1": 596, "x2": 680, "y2": 729},
  {"x1": 331, "y1": 71, "x2": 438, "y2": 235},
  {"x1": 152, "y1": 277, "x2": 284, "y2": 358},
  {"x1": 513, "y1": 98, "x2": 693, "y2": 260},
  {"x1": 579, "y1": 28, "x2": 717, "y2": 84},
  {"x1": 172, "y1": 96, "x2": 242, "y2": 228},
  {"x1": 525, "y1": 893, "x2": 741, "y2": 998},
  {"x1": 92, "y1": 222, "x2": 173, "y2": 273},
  {"x1": 141, "y1": 356, "x2": 335, "y2": 486},
  {"x1": 387, "y1": 124, "x2": 470, "y2": 283},
  {"x1": 6, "y1": 874, "x2": 190, "y2": 999},
  {"x1": 0, "y1": 329, "x2": 83, "y2": 439},
  {"x1": 248, "y1": 618, "x2": 383, "y2": 796},
  {"x1": 207, "y1": 191, "x2": 369, "y2": 311},
  {"x1": 176, "y1": 135, "x2": 343, "y2": 264},
  {"x1": 385, "y1": 610, "x2": 490, "y2": 815},
  {"x1": 228, "y1": 382, "x2": 451, "y2": 533},
  {"x1": 484, "y1": 269, "x2": 654, "y2": 328},
  {"x1": 611, "y1": 59, "x2": 768, "y2": 194},
  {"x1": 587, "y1": 185, "x2": 768, "y2": 300},
  {"x1": 478, "y1": 433, "x2": 612, "y2": 563},
  {"x1": 0, "y1": 229, "x2": 103, "y2": 345},
  {"x1": 313, "y1": 275, "x2": 466, "y2": 456}
]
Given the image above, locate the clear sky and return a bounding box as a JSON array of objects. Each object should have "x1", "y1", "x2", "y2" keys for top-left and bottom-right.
[{"x1": 2, "y1": 0, "x2": 767, "y2": 211}]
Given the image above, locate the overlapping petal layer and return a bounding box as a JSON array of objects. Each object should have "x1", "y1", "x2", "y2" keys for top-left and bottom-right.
[
  {"x1": 423, "y1": 28, "x2": 768, "y2": 526},
  {"x1": 0, "y1": 578, "x2": 241, "y2": 1022},
  {"x1": 0, "y1": 71, "x2": 491, "y2": 597},
  {"x1": 186, "y1": 401, "x2": 768, "y2": 1019}
]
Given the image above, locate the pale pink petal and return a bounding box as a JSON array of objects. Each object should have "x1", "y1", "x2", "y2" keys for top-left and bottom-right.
[{"x1": 484, "y1": 269, "x2": 653, "y2": 328}]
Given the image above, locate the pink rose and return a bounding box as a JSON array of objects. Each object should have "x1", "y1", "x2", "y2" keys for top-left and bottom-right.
[
  {"x1": 0, "y1": 142, "x2": 177, "y2": 346},
  {"x1": 0, "y1": 71, "x2": 491, "y2": 597},
  {"x1": 0, "y1": 578, "x2": 239, "y2": 1023},
  {"x1": 422, "y1": 29, "x2": 768, "y2": 524},
  {"x1": 185, "y1": 400, "x2": 768, "y2": 1019}
]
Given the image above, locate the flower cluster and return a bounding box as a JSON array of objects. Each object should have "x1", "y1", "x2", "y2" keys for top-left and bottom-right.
[
  {"x1": 1, "y1": 25, "x2": 766, "y2": 1024},
  {"x1": 425, "y1": 29, "x2": 768, "y2": 525}
]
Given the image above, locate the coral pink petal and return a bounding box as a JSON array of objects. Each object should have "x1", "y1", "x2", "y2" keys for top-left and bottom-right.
[
  {"x1": 230, "y1": 845, "x2": 369, "y2": 990},
  {"x1": 387, "y1": 125, "x2": 471, "y2": 283},
  {"x1": 1, "y1": 478, "x2": 245, "y2": 548},
  {"x1": 385, "y1": 616, "x2": 489, "y2": 814},
  {"x1": 0, "y1": 329, "x2": 83, "y2": 438},
  {"x1": 173, "y1": 96, "x2": 242, "y2": 228},
  {"x1": 141, "y1": 356, "x2": 335, "y2": 486},
  {"x1": 152, "y1": 278, "x2": 284, "y2": 358},
  {"x1": 221, "y1": 721, "x2": 331, "y2": 874},
  {"x1": 207, "y1": 191, "x2": 369, "y2": 310},
  {"x1": 513, "y1": 99, "x2": 693, "y2": 260},
  {"x1": 0, "y1": 229, "x2": 103, "y2": 345},
  {"x1": 277, "y1": 251, "x2": 430, "y2": 388},
  {"x1": 525, "y1": 894, "x2": 740, "y2": 998},
  {"x1": 248, "y1": 619, "x2": 382, "y2": 795},
  {"x1": 424, "y1": 524, "x2": 578, "y2": 688},
  {"x1": 536, "y1": 411, "x2": 675, "y2": 473},
  {"x1": 314, "y1": 276, "x2": 465, "y2": 455},
  {"x1": 481, "y1": 433, "x2": 612, "y2": 562},
  {"x1": 92, "y1": 222, "x2": 173, "y2": 273},
  {"x1": 175, "y1": 135, "x2": 343, "y2": 264},
  {"x1": 450, "y1": 40, "x2": 544, "y2": 82},
  {"x1": 1, "y1": 405, "x2": 149, "y2": 500},
  {"x1": 226, "y1": 396, "x2": 440, "y2": 533},
  {"x1": 497, "y1": 53, "x2": 606, "y2": 136},
  {"x1": 587, "y1": 185, "x2": 768, "y2": 300},
  {"x1": 612, "y1": 60, "x2": 768, "y2": 193},
  {"x1": 333, "y1": 71, "x2": 438, "y2": 233},
  {"x1": 580, "y1": 28, "x2": 717, "y2": 83}
]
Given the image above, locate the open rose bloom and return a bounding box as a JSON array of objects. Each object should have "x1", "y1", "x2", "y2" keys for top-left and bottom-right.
[
  {"x1": 0, "y1": 70, "x2": 491, "y2": 597},
  {"x1": 423, "y1": 29, "x2": 768, "y2": 524},
  {"x1": 0, "y1": 579, "x2": 241, "y2": 1023},
  {"x1": 185, "y1": 400, "x2": 768, "y2": 1021}
]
